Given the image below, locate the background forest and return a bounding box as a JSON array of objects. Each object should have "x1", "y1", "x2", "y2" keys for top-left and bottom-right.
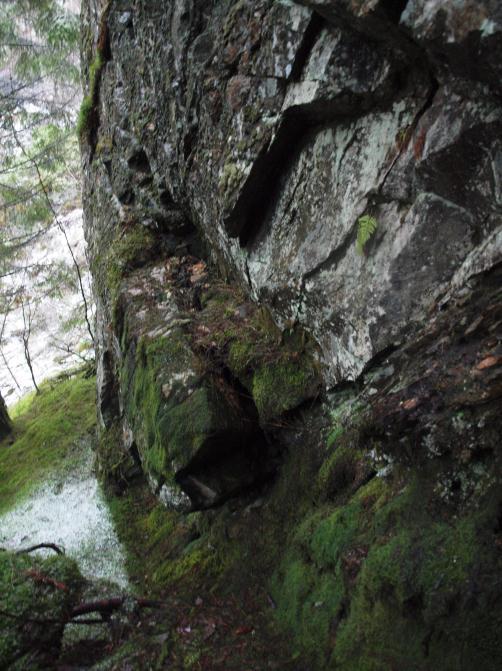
[{"x1": 0, "y1": 0, "x2": 93, "y2": 403}]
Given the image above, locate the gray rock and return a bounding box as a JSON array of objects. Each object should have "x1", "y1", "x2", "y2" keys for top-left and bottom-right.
[{"x1": 81, "y1": 0, "x2": 502, "y2": 498}]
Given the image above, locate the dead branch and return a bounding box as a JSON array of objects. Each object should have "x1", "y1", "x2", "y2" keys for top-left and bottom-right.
[
  {"x1": 20, "y1": 296, "x2": 39, "y2": 394},
  {"x1": 16, "y1": 543, "x2": 65, "y2": 556},
  {"x1": 71, "y1": 597, "x2": 162, "y2": 619}
]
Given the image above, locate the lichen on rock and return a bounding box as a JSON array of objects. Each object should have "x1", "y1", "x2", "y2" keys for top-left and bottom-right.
[{"x1": 79, "y1": 0, "x2": 502, "y2": 667}]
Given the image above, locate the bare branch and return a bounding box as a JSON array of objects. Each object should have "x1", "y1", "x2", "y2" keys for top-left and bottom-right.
[{"x1": 7, "y1": 115, "x2": 95, "y2": 347}]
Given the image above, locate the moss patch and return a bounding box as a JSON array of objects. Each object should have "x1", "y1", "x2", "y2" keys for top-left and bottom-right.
[
  {"x1": 0, "y1": 551, "x2": 84, "y2": 669},
  {"x1": 106, "y1": 227, "x2": 158, "y2": 303},
  {"x1": 77, "y1": 2, "x2": 111, "y2": 143},
  {"x1": 106, "y1": 479, "x2": 211, "y2": 595},
  {"x1": 193, "y1": 285, "x2": 321, "y2": 424},
  {"x1": 272, "y1": 457, "x2": 502, "y2": 670},
  {"x1": 0, "y1": 372, "x2": 96, "y2": 515}
]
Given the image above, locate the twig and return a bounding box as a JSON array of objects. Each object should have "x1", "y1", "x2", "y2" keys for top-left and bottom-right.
[
  {"x1": 16, "y1": 543, "x2": 65, "y2": 556},
  {"x1": 71, "y1": 597, "x2": 162, "y2": 618}
]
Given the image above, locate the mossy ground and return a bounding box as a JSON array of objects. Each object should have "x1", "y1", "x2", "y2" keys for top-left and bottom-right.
[
  {"x1": 0, "y1": 550, "x2": 84, "y2": 669},
  {"x1": 105, "y1": 477, "x2": 300, "y2": 670},
  {"x1": 0, "y1": 371, "x2": 96, "y2": 515},
  {"x1": 269, "y1": 405, "x2": 502, "y2": 671}
]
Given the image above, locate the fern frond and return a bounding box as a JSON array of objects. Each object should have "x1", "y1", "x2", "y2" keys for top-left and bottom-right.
[{"x1": 356, "y1": 215, "x2": 378, "y2": 255}]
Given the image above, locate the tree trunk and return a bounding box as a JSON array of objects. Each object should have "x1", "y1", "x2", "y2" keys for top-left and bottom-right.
[{"x1": 0, "y1": 391, "x2": 11, "y2": 440}]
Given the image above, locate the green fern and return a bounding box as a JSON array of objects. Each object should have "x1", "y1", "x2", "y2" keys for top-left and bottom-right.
[{"x1": 356, "y1": 215, "x2": 378, "y2": 255}]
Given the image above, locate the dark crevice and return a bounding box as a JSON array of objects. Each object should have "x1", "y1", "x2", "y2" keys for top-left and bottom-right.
[
  {"x1": 117, "y1": 188, "x2": 135, "y2": 205},
  {"x1": 360, "y1": 343, "x2": 400, "y2": 378},
  {"x1": 99, "y1": 351, "x2": 121, "y2": 428},
  {"x1": 226, "y1": 111, "x2": 312, "y2": 246},
  {"x1": 172, "y1": 362, "x2": 287, "y2": 510},
  {"x1": 127, "y1": 148, "x2": 151, "y2": 173},
  {"x1": 288, "y1": 11, "x2": 325, "y2": 81},
  {"x1": 227, "y1": 61, "x2": 431, "y2": 248},
  {"x1": 378, "y1": 0, "x2": 408, "y2": 25},
  {"x1": 227, "y1": 99, "x2": 370, "y2": 247},
  {"x1": 175, "y1": 427, "x2": 278, "y2": 511},
  {"x1": 129, "y1": 441, "x2": 142, "y2": 469}
]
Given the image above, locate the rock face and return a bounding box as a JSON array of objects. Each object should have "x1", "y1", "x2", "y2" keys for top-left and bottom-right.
[
  {"x1": 0, "y1": 392, "x2": 11, "y2": 440},
  {"x1": 81, "y1": 0, "x2": 502, "y2": 668}
]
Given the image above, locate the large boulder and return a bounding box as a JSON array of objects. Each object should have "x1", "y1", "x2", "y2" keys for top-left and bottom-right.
[
  {"x1": 81, "y1": 0, "x2": 502, "y2": 387},
  {"x1": 79, "y1": 0, "x2": 502, "y2": 668}
]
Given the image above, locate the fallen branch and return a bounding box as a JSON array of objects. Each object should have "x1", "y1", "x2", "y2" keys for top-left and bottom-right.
[
  {"x1": 16, "y1": 543, "x2": 65, "y2": 556},
  {"x1": 24, "y1": 568, "x2": 69, "y2": 592},
  {"x1": 71, "y1": 597, "x2": 162, "y2": 619}
]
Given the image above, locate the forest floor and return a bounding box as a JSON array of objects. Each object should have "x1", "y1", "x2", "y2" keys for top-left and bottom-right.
[{"x1": 0, "y1": 371, "x2": 299, "y2": 670}]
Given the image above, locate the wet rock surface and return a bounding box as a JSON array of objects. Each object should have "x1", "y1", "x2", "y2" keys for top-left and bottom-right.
[
  {"x1": 80, "y1": 0, "x2": 502, "y2": 668},
  {"x1": 83, "y1": 0, "x2": 501, "y2": 386}
]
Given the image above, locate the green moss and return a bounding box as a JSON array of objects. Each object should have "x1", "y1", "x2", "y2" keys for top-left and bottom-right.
[
  {"x1": 309, "y1": 501, "x2": 363, "y2": 566},
  {"x1": 0, "y1": 551, "x2": 84, "y2": 668},
  {"x1": 218, "y1": 162, "x2": 243, "y2": 200},
  {"x1": 106, "y1": 226, "x2": 158, "y2": 301},
  {"x1": 76, "y1": 93, "x2": 93, "y2": 139},
  {"x1": 227, "y1": 338, "x2": 255, "y2": 377},
  {"x1": 330, "y1": 478, "x2": 502, "y2": 671},
  {"x1": 193, "y1": 286, "x2": 321, "y2": 423},
  {"x1": 124, "y1": 334, "x2": 199, "y2": 479},
  {"x1": 0, "y1": 372, "x2": 96, "y2": 515},
  {"x1": 270, "y1": 429, "x2": 502, "y2": 671},
  {"x1": 94, "y1": 421, "x2": 139, "y2": 492},
  {"x1": 272, "y1": 546, "x2": 346, "y2": 665},
  {"x1": 117, "y1": 331, "x2": 247, "y2": 489},
  {"x1": 77, "y1": 51, "x2": 104, "y2": 140},
  {"x1": 106, "y1": 480, "x2": 214, "y2": 596},
  {"x1": 252, "y1": 359, "x2": 316, "y2": 422},
  {"x1": 151, "y1": 540, "x2": 210, "y2": 586}
]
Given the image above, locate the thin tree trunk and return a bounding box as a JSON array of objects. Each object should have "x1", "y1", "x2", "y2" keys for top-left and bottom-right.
[
  {"x1": 8, "y1": 116, "x2": 95, "y2": 347},
  {"x1": 0, "y1": 295, "x2": 21, "y2": 390},
  {"x1": 0, "y1": 348, "x2": 21, "y2": 391},
  {"x1": 21, "y1": 299, "x2": 39, "y2": 394}
]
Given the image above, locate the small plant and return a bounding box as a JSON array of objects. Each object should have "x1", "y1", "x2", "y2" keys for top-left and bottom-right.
[
  {"x1": 356, "y1": 215, "x2": 378, "y2": 256},
  {"x1": 76, "y1": 52, "x2": 104, "y2": 140}
]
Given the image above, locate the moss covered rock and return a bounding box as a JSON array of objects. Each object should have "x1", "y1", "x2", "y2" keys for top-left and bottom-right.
[{"x1": 0, "y1": 551, "x2": 84, "y2": 669}]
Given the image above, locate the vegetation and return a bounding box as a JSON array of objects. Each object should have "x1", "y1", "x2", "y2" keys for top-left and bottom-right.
[
  {"x1": 0, "y1": 371, "x2": 96, "y2": 515},
  {"x1": 77, "y1": 51, "x2": 104, "y2": 140},
  {"x1": 77, "y1": 1, "x2": 110, "y2": 144},
  {"x1": 0, "y1": 550, "x2": 84, "y2": 669},
  {"x1": 193, "y1": 284, "x2": 321, "y2": 424},
  {"x1": 106, "y1": 479, "x2": 202, "y2": 594},
  {"x1": 356, "y1": 214, "x2": 378, "y2": 255},
  {"x1": 0, "y1": 0, "x2": 93, "y2": 393}
]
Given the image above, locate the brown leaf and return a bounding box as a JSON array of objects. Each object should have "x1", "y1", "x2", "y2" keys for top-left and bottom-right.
[
  {"x1": 234, "y1": 625, "x2": 254, "y2": 636},
  {"x1": 402, "y1": 398, "x2": 419, "y2": 410},
  {"x1": 476, "y1": 355, "x2": 502, "y2": 370}
]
